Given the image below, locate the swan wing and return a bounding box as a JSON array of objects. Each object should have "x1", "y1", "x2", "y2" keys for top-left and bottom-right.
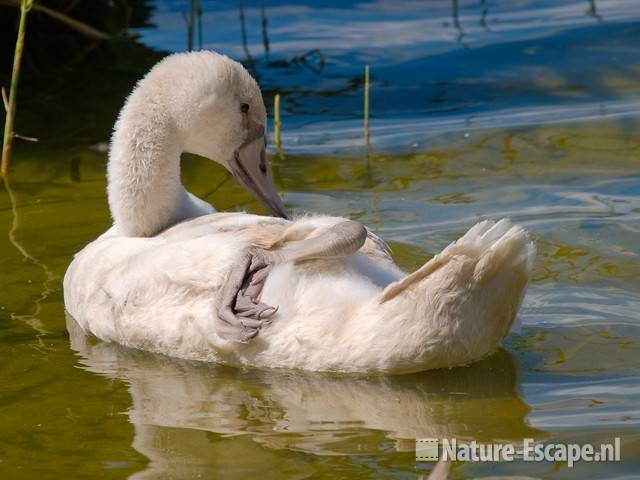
[{"x1": 63, "y1": 218, "x2": 264, "y2": 356}]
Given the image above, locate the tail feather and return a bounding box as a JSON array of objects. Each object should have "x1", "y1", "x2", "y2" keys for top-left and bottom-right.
[
  {"x1": 369, "y1": 219, "x2": 535, "y2": 371},
  {"x1": 374, "y1": 218, "x2": 535, "y2": 370},
  {"x1": 472, "y1": 222, "x2": 535, "y2": 284},
  {"x1": 381, "y1": 219, "x2": 534, "y2": 303}
]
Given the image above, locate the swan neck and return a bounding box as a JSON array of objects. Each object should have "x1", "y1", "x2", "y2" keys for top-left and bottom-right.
[{"x1": 107, "y1": 105, "x2": 189, "y2": 237}]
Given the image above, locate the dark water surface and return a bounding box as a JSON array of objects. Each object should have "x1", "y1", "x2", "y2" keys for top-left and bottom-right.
[{"x1": 1, "y1": 0, "x2": 639, "y2": 478}]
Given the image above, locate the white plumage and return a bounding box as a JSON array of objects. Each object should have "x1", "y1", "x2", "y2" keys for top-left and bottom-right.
[{"x1": 64, "y1": 51, "x2": 535, "y2": 374}]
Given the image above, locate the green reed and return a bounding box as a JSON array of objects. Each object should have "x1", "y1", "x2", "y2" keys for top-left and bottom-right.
[
  {"x1": 2, "y1": 0, "x2": 34, "y2": 176},
  {"x1": 274, "y1": 93, "x2": 283, "y2": 159},
  {"x1": 364, "y1": 64, "x2": 370, "y2": 146}
]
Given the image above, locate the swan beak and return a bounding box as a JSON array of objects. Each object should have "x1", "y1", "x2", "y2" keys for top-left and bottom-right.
[{"x1": 231, "y1": 137, "x2": 289, "y2": 219}]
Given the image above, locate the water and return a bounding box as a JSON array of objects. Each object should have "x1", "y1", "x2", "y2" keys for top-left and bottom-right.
[{"x1": 1, "y1": 0, "x2": 639, "y2": 478}]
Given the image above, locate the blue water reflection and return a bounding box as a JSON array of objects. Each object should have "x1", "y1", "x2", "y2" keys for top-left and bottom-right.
[{"x1": 137, "y1": 0, "x2": 640, "y2": 151}]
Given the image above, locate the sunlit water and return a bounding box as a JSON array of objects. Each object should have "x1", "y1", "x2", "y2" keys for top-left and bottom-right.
[{"x1": 1, "y1": 0, "x2": 639, "y2": 478}]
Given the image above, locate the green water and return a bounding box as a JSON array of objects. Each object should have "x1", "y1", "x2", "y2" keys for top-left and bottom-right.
[
  {"x1": 1, "y1": 117, "x2": 639, "y2": 478},
  {"x1": 2, "y1": 0, "x2": 640, "y2": 477}
]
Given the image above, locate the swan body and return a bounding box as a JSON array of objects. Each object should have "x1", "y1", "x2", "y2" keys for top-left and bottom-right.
[{"x1": 64, "y1": 51, "x2": 535, "y2": 374}]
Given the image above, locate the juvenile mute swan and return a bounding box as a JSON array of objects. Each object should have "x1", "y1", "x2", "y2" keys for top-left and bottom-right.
[{"x1": 64, "y1": 51, "x2": 535, "y2": 374}]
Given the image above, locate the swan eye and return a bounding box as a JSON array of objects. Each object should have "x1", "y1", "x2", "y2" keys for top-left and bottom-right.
[
  {"x1": 241, "y1": 103, "x2": 250, "y2": 113},
  {"x1": 259, "y1": 156, "x2": 267, "y2": 174}
]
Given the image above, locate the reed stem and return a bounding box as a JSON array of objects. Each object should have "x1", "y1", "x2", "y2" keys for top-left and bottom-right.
[
  {"x1": 274, "y1": 93, "x2": 282, "y2": 158},
  {"x1": 260, "y1": 0, "x2": 270, "y2": 61},
  {"x1": 197, "y1": 0, "x2": 203, "y2": 50},
  {"x1": 2, "y1": 0, "x2": 33, "y2": 176},
  {"x1": 187, "y1": 0, "x2": 196, "y2": 51},
  {"x1": 364, "y1": 64, "x2": 370, "y2": 145}
]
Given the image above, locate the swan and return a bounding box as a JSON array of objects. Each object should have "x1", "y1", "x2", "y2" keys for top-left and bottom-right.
[{"x1": 63, "y1": 50, "x2": 535, "y2": 374}]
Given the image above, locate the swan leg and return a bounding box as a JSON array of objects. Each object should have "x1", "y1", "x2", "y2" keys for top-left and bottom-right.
[
  {"x1": 216, "y1": 221, "x2": 367, "y2": 342},
  {"x1": 277, "y1": 220, "x2": 368, "y2": 262},
  {"x1": 217, "y1": 250, "x2": 278, "y2": 343}
]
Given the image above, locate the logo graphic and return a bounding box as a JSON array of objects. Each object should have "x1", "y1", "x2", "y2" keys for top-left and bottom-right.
[{"x1": 416, "y1": 438, "x2": 439, "y2": 461}]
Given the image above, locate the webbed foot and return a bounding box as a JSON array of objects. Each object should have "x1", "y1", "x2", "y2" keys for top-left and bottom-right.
[{"x1": 216, "y1": 248, "x2": 279, "y2": 342}]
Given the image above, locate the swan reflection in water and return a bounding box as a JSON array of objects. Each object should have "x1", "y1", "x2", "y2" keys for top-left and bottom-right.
[{"x1": 67, "y1": 315, "x2": 543, "y2": 479}]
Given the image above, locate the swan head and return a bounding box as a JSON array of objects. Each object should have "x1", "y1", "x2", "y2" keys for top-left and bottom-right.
[{"x1": 121, "y1": 51, "x2": 288, "y2": 219}]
